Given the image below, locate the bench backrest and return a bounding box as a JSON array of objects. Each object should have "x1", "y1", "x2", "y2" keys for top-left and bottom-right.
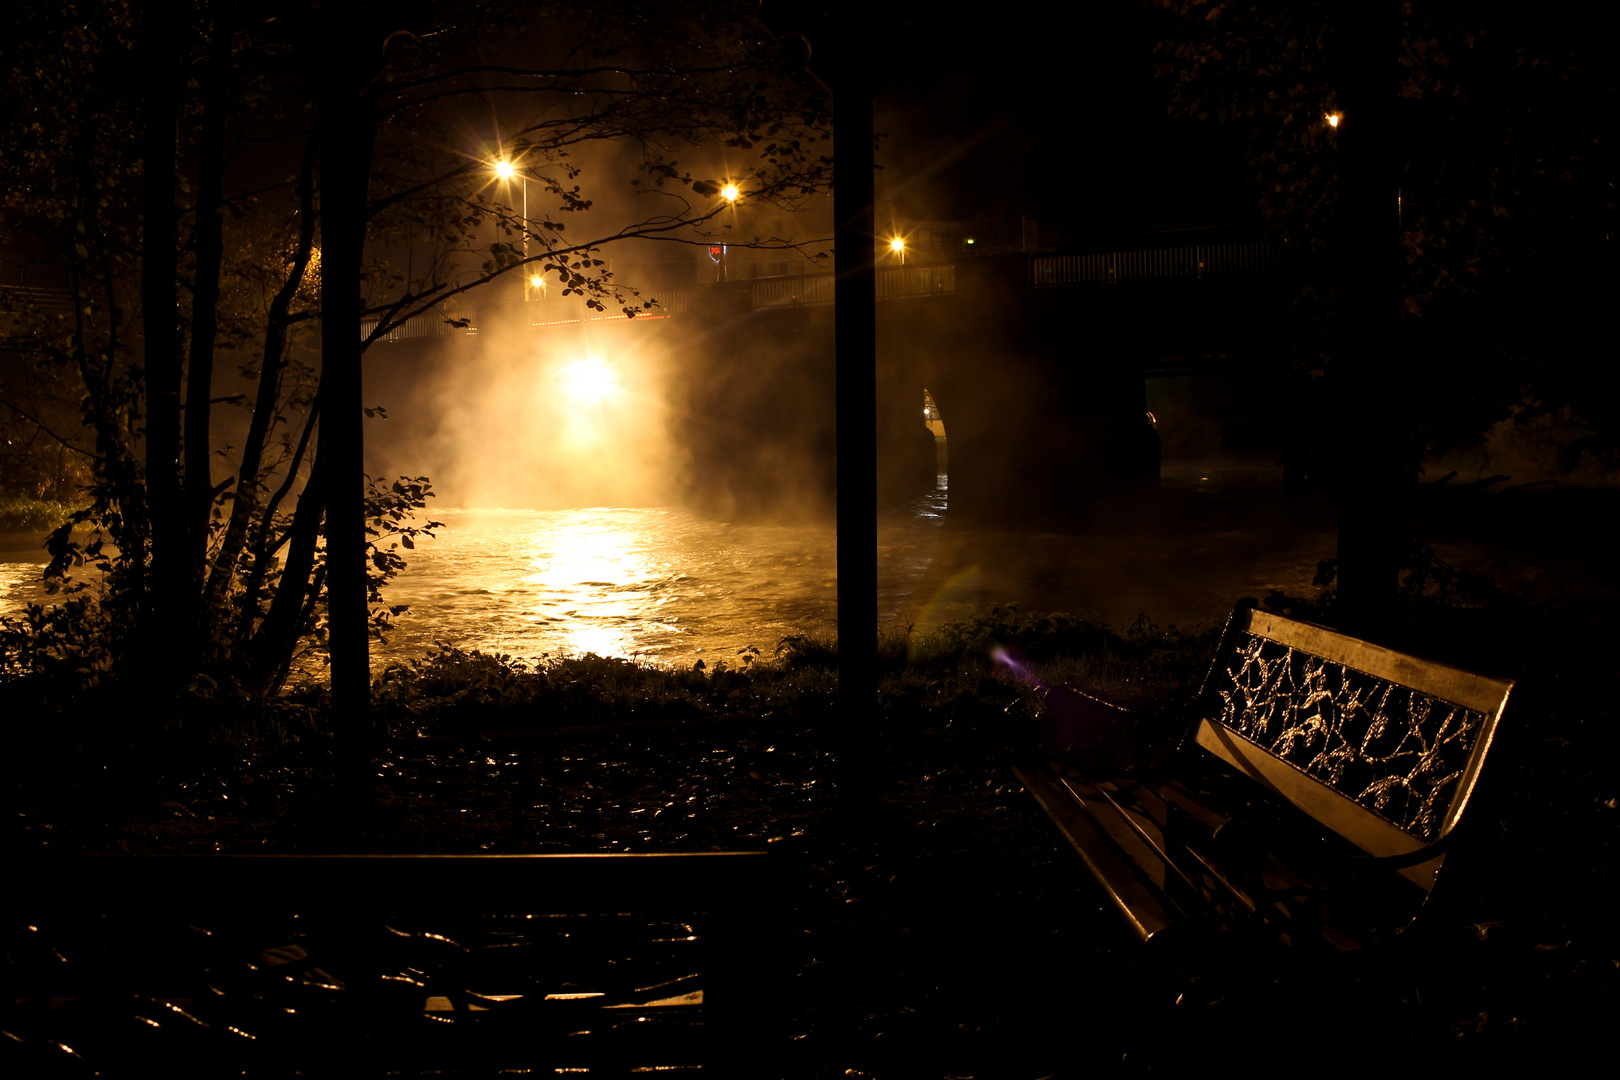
[{"x1": 1191, "y1": 605, "x2": 1514, "y2": 890}]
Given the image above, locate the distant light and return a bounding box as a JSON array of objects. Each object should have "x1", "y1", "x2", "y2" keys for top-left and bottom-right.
[
  {"x1": 720, "y1": 183, "x2": 741, "y2": 203},
  {"x1": 560, "y1": 357, "x2": 616, "y2": 405},
  {"x1": 889, "y1": 237, "x2": 905, "y2": 253},
  {"x1": 529, "y1": 274, "x2": 544, "y2": 289},
  {"x1": 964, "y1": 238, "x2": 975, "y2": 245},
  {"x1": 1325, "y1": 112, "x2": 1341, "y2": 128},
  {"x1": 494, "y1": 159, "x2": 516, "y2": 179}
]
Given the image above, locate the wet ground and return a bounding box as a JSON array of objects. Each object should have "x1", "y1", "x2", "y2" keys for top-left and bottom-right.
[
  {"x1": 10, "y1": 655, "x2": 1614, "y2": 1075},
  {"x1": 5, "y1": 462, "x2": 1616, "y2": 1074}
]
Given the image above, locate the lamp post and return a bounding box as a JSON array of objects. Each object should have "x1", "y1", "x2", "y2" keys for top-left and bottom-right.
[
  {"x1": 712, "y1": 182, "x2": 741, "y2": 280},
  {"x1": 495, "y1": 157, "x2": 531, "y2": 301},
  {"x1": 889, "y1": 236, "x2": 905, "y2": 266}
]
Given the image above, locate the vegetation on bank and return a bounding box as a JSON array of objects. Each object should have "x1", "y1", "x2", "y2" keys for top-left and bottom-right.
[
  {"x1": 366, "y1": 606, "x2": 1221, "y2": 741},
  {"x1": 0, "y1": 495, "x2": 80, "y2": 534},
  {"x1": 1, "y1": 602, "x2": 1224, "y2": 855}
]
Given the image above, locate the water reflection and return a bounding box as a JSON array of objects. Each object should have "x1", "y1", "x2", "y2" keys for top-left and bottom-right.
[
  {"x1": 0, "y1": 463, "x2": 1350, "y2": 676},
  {"x1": 379, "y1": 505, "x2": 842, "y2": 669}
]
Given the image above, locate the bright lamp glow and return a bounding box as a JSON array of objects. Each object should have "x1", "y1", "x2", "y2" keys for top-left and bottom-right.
[
  {"x1": 529, "y1": 273, "x2": 544, "y2": 289},
  {"x1": 560, "y1": 357, "x2": 616, "y2": 405},
  {"x1": 720, "y1": 182, "x2": 741, "y2": 203},
  {"x1": 1325, "y1": 112, "x2": 1341, "y2": 128},
  {"x1": 889, "y1": 237, "x2": 905, "y2": 253},
  {"x1": 495, "y1": 159, "x2": 517, "y2": 179}
]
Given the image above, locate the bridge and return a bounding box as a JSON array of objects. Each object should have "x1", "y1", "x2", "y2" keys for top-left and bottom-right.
[
  {"x1": 357, "y1": 227, "x2": 1288, "y2": 526},
  {"x1": 359, "y1": 229, "x2": 1276, "y2": 347},
  {"x1": 5, "y1": 227, "x2": 1287, "y2": 527}
]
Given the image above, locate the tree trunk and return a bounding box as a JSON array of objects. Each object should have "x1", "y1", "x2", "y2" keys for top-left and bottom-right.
[
  {"x1": 184, "y1": 8, "x2": 235, "y2": 621},
  {"x1": 1332, "y1": 4, "x2": 1405, "y2": 636},
  {"x1": 831, "y1": 60, "x2": 879, "y2": 806},
  {"x1": 317, "y1": 24, "x2": 381, "y2": 771},
  {"x1": 202, "y1": 137, "x2": 318, "y2": 638},
  {"x1": 139, "y1": 0, "x2": 186, "y2": 682}
]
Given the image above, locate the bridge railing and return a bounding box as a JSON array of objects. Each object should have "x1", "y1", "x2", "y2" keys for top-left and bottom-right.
[
  {"x1": 12, "y1": 236, "x2": 1276, "y2": 348},
  {"x1": 878, "y1": 264, "x2": 955, "y2": 300},
  {"x1": 1032, "y1": 239, "x2": 1275, "y2": 287},
  {"x1": 749, "y1": 264, "x2": 956, "y2": 309},
  {"x1": 0, "y1": 284, "x2": 79, "y2": 320},
  {"x1": 360, "y1": 309, "x2": 475, "y2": 343},
  {"x1": 752, "y1": 272, "x2": 836, "y2": 309}
]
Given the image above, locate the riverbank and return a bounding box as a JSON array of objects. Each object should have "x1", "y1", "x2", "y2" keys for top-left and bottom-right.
[{"x1": 4, "y1": 597, "x2": 1613, "y2": 1073}]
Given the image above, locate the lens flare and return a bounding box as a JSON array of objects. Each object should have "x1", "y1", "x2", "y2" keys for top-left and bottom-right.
[{"x1": 559, "y1": 357, "x2": 616, "y2": 405}]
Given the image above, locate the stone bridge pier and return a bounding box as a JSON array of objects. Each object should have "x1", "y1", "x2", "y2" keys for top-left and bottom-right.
[{"x1": 880, "y1": 255, "x2": 1277, "y2": 528}]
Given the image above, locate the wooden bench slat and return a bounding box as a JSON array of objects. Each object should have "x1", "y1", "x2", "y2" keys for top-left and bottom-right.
[
  {"x1": 1018, "y1": 601, "x2": 1514, "y2": 949},
  {"x1": 1013, "y1": 765, "x2": 1184, "y2": 943},
  {"x1": 1193, "y1": 720, "x2": 1444, "y2": 889}
]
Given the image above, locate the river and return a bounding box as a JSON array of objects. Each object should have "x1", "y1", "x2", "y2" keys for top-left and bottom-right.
[
  {"x1": 0, "y1": 477, "x2": 950, "y2": 672},
  {"x1": 2, "y1": 463, "x2": 1361, "y2": 675}
]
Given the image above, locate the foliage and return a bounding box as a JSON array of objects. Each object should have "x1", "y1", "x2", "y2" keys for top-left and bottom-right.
[
  {"x1": 373, "y1": 642, "x2": 839, "y2": 735},
  {"x1": 0, "y1": 495, "x2": 81, "y2": 533},
  {"x1": 0, "y1": 0, "x2": 833, "y2": 712},
  {"x1": 1149, "y1": 0, "x2": 1615, "y2": 466},
  {"x1": 1264, "y1": 533, "x2": 1505, "y2": 634}
]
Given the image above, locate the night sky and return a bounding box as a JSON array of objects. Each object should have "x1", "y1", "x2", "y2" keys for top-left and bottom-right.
[{"x1": 870, "y1": 6, "x2": 1254, "y2": 236}]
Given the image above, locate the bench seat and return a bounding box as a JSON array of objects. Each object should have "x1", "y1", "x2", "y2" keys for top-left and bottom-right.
[{"x1": 1015, "y1": 601, "x2": 1514, "y2": 951}]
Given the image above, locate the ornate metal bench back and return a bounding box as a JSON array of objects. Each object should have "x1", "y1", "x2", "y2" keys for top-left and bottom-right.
[{"x1": 1190, "y1": 604, "x2": 1514, "y2": 885}]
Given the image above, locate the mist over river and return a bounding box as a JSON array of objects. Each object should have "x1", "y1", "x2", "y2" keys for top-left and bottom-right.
[{"x1": 1, "y1": 464, "x2": 1371, "y2": 677}]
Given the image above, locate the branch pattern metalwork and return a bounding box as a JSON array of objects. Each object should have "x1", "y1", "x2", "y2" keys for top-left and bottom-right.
[{"x1": 1216, "y1": 632, "x2": 1486, "y2": 841}]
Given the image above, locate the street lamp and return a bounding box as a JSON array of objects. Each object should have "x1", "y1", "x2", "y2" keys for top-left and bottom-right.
[
  {"x1": 494, "y1": 157, "x2": 532, "y2": 301},
  {"x1": 889, "y1": 236, "x2": 905, "y2": 265},
  {"x1": 721, "y1": 182, "x2": 741, "y2": 203}
]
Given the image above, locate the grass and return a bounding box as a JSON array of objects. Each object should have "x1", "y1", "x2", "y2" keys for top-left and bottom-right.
[
  {"x1": 364, "y1": 606, "x2": 1223, "y2": 746},
  {"x1": 0, "y1": 495, "x2": 81, "y2": 533},
  {"x1": 3, "y1": 597, "x2": 1612, "y2": 1072}
]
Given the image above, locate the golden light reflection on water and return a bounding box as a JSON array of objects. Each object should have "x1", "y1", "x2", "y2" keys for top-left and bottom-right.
[
  {"x1": 522, "y1": 521, "x2": 656, "y2": 658},
  {"x1": 368, "y1": 506, "x2": 845, "y2": 671},
  {"x1": 0, "y1": 561, "x2": 50, "y2": 610}
]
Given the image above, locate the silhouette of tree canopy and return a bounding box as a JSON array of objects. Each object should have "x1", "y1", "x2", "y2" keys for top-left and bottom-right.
[
  {"x1": 1150, "y1": 0, "x2": 1613, "y2": 469},
  {"x1": 0, "y1": 0, "x2": 831, "y2": 709}
]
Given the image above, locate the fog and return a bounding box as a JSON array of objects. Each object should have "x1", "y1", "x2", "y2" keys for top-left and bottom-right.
[{"x1": 363, "y1": 319, "x2": 683, "y2": 511}]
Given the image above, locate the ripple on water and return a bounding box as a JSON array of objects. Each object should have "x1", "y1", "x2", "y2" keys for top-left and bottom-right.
[
  {"x1": 375, "y1": 506, "x2": 840, "y2": 669},
  {"x1": 2, "y1": 492, "x2": 948, "y2": 675}
]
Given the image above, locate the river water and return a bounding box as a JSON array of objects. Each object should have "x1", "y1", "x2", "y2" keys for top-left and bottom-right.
[
  {"x1": 1, "y1": 463, "x2": 1356, "y2": 675},
  {"x1": 0, "y1": 478, "x2": 955, "y2": 672}
]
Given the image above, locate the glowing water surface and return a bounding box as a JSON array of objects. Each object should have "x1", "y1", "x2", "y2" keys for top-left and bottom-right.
[
  {"x1": 0, "y1": 481, "x2": 947, "y2": 673},
  {"x1": 383, "y1": 505, "x2": 838, "y2": 666},
  {"x1": 2, "y1": 465, "x2": 1362, "y2": 676},
  {"x1": 383, "y1": 477, "x2": 949, "y2": 668}
]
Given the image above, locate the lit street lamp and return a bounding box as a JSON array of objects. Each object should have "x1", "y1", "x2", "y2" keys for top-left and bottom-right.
[
  {"x1": 889, "y1": 236, "x2": 905, "y2": 265},
  {"x1": 494, "y1": 157, "x2": 533, "y2": 301}
]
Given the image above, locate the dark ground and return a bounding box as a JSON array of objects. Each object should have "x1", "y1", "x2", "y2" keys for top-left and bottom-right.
[
  {"x1": 7, "y1": 661, "x2": 1614, "y2": 1075},
  {"x1": 5, "y1": 478, "x2": 1617, "y2": 1075}
]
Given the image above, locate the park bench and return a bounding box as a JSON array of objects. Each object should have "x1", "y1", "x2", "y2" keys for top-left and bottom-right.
[
  {"x1": 2, "y1": 852, "x2": 777, "y2": 1076},
  {"x1": 1013, "y1": 600, "x2": 1514, "y2": 951}
]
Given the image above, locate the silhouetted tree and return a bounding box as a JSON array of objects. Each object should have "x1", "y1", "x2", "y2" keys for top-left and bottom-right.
[
  {"x1": 1150, "y1": 0, "x2": 1613, "y2": 623},
  {"x1": 0, "y1": 0, "x2": 831, "y2": 726}
]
